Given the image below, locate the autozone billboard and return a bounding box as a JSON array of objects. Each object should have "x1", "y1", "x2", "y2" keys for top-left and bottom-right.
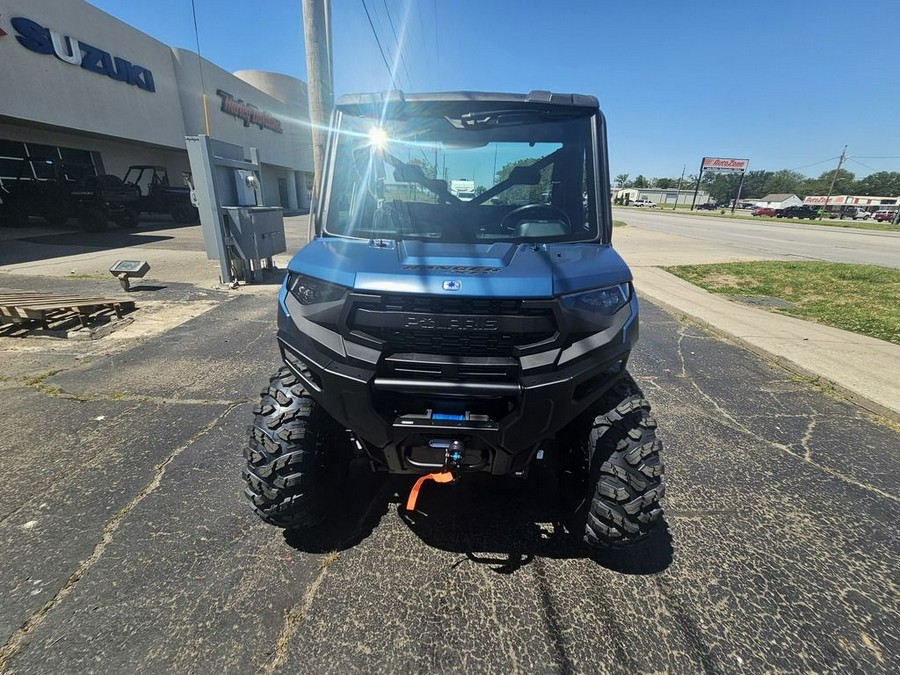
[
  {"x1": 804, "y1": 195, "x2": 846, "y2": 205},
  {"x1": 702, "y1": 157, "x2": 749, "y2": 173}
]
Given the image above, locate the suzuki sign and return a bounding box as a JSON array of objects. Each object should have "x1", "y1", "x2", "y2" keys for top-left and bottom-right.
[
  {"x1": 701, "y1": 157, "x2": 749, "y2": 173},
  {"x1": 10, "y1": 16, "x2": 155, "y2": 92}
]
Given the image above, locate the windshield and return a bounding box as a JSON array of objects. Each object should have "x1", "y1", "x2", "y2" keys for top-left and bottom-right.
[{"x1": 323, "y1": 107, "x2": 600, "y2": 243}]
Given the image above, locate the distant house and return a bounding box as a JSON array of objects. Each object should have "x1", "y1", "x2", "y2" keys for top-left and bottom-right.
[{"x1": 756, "y1": 193, "x2": 802, "y2": 209}]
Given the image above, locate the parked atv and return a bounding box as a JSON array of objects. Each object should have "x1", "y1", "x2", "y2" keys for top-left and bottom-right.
[
  {"x1": 244, "y1": 91, "x2": 666, "y2": 549},
  {"x1": 123, "y1": 165, "x2": 198, "y2": 224},
  {"x1": 0, "y1": 158, "x2": 139, "y2": 231}
]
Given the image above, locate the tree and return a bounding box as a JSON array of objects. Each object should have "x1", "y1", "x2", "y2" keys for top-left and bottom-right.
[
  {"x1": 802, "y1": 168, "x2": 856, "y2": 197},
  {"x1": 763, "y1": 169, "x2": 806, "y2": 196},
  {"x1": 632, "y1": 174, "x2": 649, "y2": 188},
  {"x1": 615, "y1": 173, "x2": 630, "y2": 188},
  {"x1": 855, "y1": 171, "x2": 900, "y2": 196},
  {"x1": 655, "y1": 177, "x2": 674, "y2": 189}
]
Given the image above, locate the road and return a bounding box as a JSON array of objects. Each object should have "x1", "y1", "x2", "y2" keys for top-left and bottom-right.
[
  {"x1": 0, "y1": 271, "x2": 897, "y2": 673},
  {"x1": 615, "y1": 208, "x2": 900, "y2": 269}
]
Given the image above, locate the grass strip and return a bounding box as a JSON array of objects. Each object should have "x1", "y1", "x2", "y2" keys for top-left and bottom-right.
[{"x1": 664, "y1": 261, "x2": 900, "y2": 344}]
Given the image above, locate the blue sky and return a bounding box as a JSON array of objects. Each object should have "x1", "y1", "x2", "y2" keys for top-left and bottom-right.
[{"x1": 86, "y1": 0, "x2": 899, "y2": 180}]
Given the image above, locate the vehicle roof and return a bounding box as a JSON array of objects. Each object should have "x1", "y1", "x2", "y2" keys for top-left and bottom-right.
[{"x1": 335, "y1": 90, "x2": 600, "y2": 115}]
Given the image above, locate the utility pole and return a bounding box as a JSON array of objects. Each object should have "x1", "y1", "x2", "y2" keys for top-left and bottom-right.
[
  {"x1": 819, "y1": 145, "x2": 847, "y2": 221},
  {"x1": 690, "y1": 157, "x2": 705, "y2": 211},
  {"x1": 731, "y1": 163, "x2": 748, "y2": 215},
  {"x1": 302, "y1": 0, "x2": 334, "y2": 219},
  {"x1": 673, "y1": 164, "x2": 685, "y2": 210}
]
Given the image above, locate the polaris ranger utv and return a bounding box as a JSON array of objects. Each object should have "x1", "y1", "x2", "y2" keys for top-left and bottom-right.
[{"x1": 244, "y1": 91, "x2": 665, "y2": 548}]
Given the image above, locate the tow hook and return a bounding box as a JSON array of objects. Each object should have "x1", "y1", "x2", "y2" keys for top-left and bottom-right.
[
  {"x1": 445, "y1": 439, "x2": 464, "y2": 470},
  {"x1": 404, "y1": 440, "x2": 463, "y2": 511}
]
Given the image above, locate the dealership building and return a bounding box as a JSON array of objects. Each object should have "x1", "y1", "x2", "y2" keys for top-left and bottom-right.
[{"x1": 0, "y1": 0, "x2": 314, "y2": 210}]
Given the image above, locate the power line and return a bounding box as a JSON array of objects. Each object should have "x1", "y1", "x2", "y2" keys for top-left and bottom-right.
[
  {"x1": 788, "y1": 156, "x2": 839, "y2": 172},
  {"x1": 360, "y1": 0, "x2": 396, "y2": 86},
  {"x1": 382, "y1": 0, "x2": 414, "y2": 90},
  {"x1": 432, "y1": 0, "x2": 441, "y2": 87},
  {"x1": 190, "y1": 0, "x2": 210, "y2": 135},
  {"x1": 416, "y1": 0, "x2": 431, "y2": 83},
  {"x1": 850, "y1": 155, "x2": 900, "y2": 160},
  {"x1": 846, "y1": 157, "x2": 879, "y2": 173}
]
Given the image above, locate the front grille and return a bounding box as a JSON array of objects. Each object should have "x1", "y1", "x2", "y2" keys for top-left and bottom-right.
[{"x1": 349, "y1": 294, "x2": 556, "y2": 357}]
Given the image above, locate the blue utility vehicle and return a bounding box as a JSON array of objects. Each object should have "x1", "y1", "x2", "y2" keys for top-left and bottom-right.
[{"x1": 244, "y1": 91, "x2": 665, "y2": 548}]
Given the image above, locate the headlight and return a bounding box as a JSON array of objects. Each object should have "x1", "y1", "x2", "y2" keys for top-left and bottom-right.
[
  {"x1": 560, "y1": 283, "x2": 631, "y2": 316},
  {"x1": 287, "y1": 273, "x2": 348, "y2": 305}
]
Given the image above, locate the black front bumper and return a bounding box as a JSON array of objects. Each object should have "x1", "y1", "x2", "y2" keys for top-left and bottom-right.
[{"x1": 276, "y1": 291, "x2": 637, "y2": 475}]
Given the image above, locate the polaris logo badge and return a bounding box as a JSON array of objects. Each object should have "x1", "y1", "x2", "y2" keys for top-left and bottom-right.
[
  {"x1": 442, "y1": 280, "x2": 461, "y2": 291},
  {"x1": 404, "y1": 316, "x2": 498, "y2": 331}
]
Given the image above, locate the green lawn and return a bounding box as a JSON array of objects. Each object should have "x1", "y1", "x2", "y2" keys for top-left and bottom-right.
[{"x1": 664, "y1": 261, "x2": 900, "y2": 344}]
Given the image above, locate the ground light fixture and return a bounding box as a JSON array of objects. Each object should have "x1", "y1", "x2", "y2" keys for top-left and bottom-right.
[{"x1": 109, "y1": 260, "x2": 150, "y2": 291}]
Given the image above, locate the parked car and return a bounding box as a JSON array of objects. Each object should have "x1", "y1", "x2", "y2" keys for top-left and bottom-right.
[
  {"x1": 631, "y1": 198, "x2": 657, "y2": 208},
  {"x1": 752, "y1": 207, "x2": 776, "y2": 217},
  {"x1": 695, "y1": 202, "x2": 717, "y2": 210},
  {"x1": 873, "y1": 210, "x2": 896, "y2": 222},
  {"x1": 774, "y1": 205, "x2": 819, "y2": 220},
  {"x1": 828, "y1": 207, "x2": 872, "y2": 220}
]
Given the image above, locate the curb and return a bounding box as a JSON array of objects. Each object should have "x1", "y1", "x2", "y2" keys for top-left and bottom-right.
[{"x1": 640, "y1": 292, "x2": 900, "y2": 427}]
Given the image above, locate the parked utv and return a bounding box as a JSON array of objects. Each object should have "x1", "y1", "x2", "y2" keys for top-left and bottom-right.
[
  {"x1": 123, "y1": 165, "x2": 198, "y2": 223},
  {"x1": 0, "y1": 158, "x2": 139, "y2": 231},
  {"x1": 244, "y1": 91, "x2": 666, "y2": 549}
]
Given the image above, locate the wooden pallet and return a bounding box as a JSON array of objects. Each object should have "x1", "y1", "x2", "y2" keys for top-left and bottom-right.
[{"x1": 0, "y1": 290, "x2": 135, "y2": 329}]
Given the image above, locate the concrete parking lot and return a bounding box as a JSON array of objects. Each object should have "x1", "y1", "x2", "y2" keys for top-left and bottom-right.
[{"x1": 0, "y1": 216, "x2": 897, "y2": 673}]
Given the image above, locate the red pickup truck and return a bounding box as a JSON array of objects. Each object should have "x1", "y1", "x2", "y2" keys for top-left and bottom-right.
[{"x1": 874, "y1": 210, "x2": 897, "y2": 222}]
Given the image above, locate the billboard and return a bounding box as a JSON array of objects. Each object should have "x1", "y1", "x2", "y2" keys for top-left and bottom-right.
[
  {"x1": 701, "y1": 157, "x2": 749, "y2": 173},
  {"x1": 804, "y1": 195, "x2": 846, "y2": 205}
]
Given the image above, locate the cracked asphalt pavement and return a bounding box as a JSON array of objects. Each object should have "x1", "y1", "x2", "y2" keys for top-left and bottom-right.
[{"x1": 0, "y1": 288, "x2": 897, "y2": 674}]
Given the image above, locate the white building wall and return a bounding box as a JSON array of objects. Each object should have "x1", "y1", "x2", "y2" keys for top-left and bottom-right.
[
  {"x1": 0, "y1": 2, "x2": 313, "y2": 208},
  {"x1": 171, "y1": 50, "x2": 312, "y2": 174},
  {"x1": 0, "y1": 0, "x2": 187, "y2": 148}
]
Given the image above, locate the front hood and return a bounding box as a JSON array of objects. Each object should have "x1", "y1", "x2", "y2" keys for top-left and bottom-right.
[{"x1": 287, "y1": 238, "x2": 631, "y2": 298}]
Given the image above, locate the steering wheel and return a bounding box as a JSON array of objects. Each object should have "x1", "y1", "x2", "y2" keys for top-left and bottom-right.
[{"x1": 499, "y1": 203, "x2": 571, "y2": 232}]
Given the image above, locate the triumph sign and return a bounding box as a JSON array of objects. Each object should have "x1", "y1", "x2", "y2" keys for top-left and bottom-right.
[{"x1": 701, "y1": 157, "x2": 749, "y2": 173}]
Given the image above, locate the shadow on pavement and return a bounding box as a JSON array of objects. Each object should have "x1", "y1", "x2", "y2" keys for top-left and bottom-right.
[
  {"x1": 397, "y1": 473, "x2": 673, "y2": 575},
  {"x1": 0, "y1": 218, "x2": 187, "y2": 267},
  {"x1": 127, "y1": 284, "x2": 167, "y2": 292},
  {"x1": 283, "y1": 462, "x2": 673, "y2": 574},
  {"x1": 283, "y1": 461, "x2": 391, "y2": 553},
  {"x1": 21, "y1": 230, "x2": 174, "y2": 249}
]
